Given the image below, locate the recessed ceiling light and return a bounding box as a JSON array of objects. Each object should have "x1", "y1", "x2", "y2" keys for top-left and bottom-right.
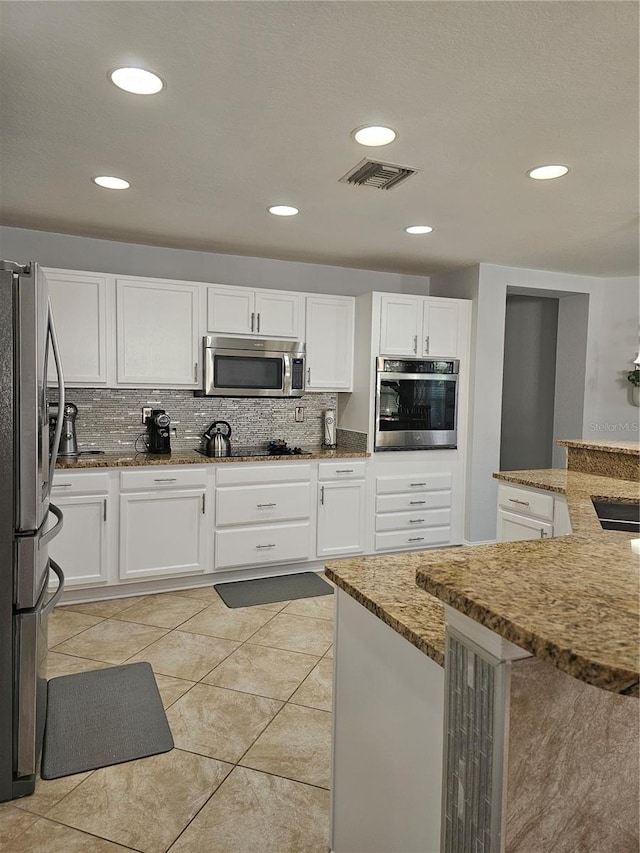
[
  {"x1": 109, "y1": 67, "x2": 164, "y2": 95},
  {"x1": 527, "y1": 164, "x2": 570, "y2": 180},
  {"x1": 93, "y1": 175, "x2": 130, "y2": 190},
  {"x1": 405, "y1": 225, "x2": 434, "y2": 234},
  {"x1": 352, "y1": 125, "x2": 397, "y2": 147},
  {"x1": 268, "y1": 205, "x2": 299, "y2": 216}
]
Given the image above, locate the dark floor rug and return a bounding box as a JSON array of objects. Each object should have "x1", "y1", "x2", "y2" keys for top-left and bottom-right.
[
  {"x1": 41, "y1": 661, "x2": 173, "y2": 780},
  {"x1": 215, "y1": 571, "x2": 333, "y2": 608}
]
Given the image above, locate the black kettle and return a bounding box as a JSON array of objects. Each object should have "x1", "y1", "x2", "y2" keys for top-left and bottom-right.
[{"x1": 203, "y1": 420, "x2": 232, "y2": 457}]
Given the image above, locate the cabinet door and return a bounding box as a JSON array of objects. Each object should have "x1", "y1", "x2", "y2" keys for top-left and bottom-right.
[
  {"x1": 317, "y1": 481, "x2": 365, "y2": 558},
  {"x1": 254, "y1": 291, "x2": 302, "y2": 339},
  {"x1": 379, "y1": 295, "x2": 422, "y2": 356},
  {"x1": 48, "y1": 494, "x2": 110, "y2": 587},
  {"x1": 207, "y1": 285, "x2": 254, "y2": 335},
  {"x1": 119, "y1": 489, "x2": 208, "y2": 579},
  {"x1": 305, "y1": 296, "x2": 354, "y2": 390},
  {"x1": 45, "y1": 269, "x2": 110, "y2": 385},
  {"x1": 496, "y1": 509, "x2": 553, "y2": 542},
  {"x1": 422, "y1": 300, "x2": 459, "y2": 357},
  {"x1": 116, "y1": 279, "x2": 200, "y2": 386}
]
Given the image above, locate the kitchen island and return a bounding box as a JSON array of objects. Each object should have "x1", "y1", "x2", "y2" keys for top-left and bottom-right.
[{"x1": 325, "y1": 457, "x2": 639, "y2": 853}]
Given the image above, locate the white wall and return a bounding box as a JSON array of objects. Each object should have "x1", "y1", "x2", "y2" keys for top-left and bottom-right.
[
  {"x1": 431, "y1": 263, "x2": 638, "y2": 543},
  {"x1": 587, "y1": 276, "x2": 640, "y2": 440},
  {"x1": 0, "y1": 226, "x2": 431, "y2": 297}
]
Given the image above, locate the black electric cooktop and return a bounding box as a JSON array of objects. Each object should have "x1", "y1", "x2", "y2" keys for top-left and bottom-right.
[{"x1": 195, "y1": 446, "x2": 312, "y2": 459}]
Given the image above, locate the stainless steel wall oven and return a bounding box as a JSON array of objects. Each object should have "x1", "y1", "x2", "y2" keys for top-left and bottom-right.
[{"x1": 375, "y1": 357, "x2": 459, "y2": 450}]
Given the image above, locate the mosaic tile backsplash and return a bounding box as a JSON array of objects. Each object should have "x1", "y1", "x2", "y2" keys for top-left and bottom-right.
[{"x1": 54, "y1": 389, "x2": 340, "y2": 452}]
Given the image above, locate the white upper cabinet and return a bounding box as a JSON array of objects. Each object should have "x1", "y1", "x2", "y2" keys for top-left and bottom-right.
[
  {"x1": 379, "y1": 295, "x2": 422, "y2": 356},
  {"x1": 207, "y1": 284, "x2": 302, "y2": 339},
  {"x1": 45, "y1": 268, "x2": 110, "y2": 385},
  {"x1": 116, "y1": 277, "x2": 200, "y2": 387},
  {"x1": 305, "y1": 295, "x2": 355, "y2": 391},
  {"x1": 422, "y1": 300, "x2": 459, "y2": 357},
  {"x1": 380, "y1": 294, "x2": 461, "y2": 358}
]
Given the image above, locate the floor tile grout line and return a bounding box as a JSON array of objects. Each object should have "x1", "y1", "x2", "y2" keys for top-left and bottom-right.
[
  {"x1": 234, "y1": 761, "x2": 332, "y2": 793},
  {"x1": 28, "y1": 815, "x2": 147, "y2": 853}
]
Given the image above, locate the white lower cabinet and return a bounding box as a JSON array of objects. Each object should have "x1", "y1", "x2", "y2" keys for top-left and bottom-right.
[
  {"x1": 374, "y1": 469, "x2": 453, "y2": 553},
  {"x1": 317, "y1": 481, "x2": 366, "y2": 557},
  {"x1": 214, "y1": 464, "x2": 313, "y2": 571},
  {"x1": 49, "y1": 494, "x2": 111, "y2": 587},
  {"x1": 50, "y1": 471, "x2": 113, "y2": 587},
  {"x1": 119, "y1": 468, "x2": 210, "y2": 580},
  {"x1": 496, "y1": 482, "x2": 570, "y2": 542}
]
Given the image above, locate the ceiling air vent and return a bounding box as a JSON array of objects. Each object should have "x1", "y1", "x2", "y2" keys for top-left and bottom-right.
[{"x1": 339, "y1": 158, "x2": 419, "y2": 190}]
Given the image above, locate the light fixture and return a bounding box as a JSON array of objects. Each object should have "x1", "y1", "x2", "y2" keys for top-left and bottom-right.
[
  {"x1": 527, "y1": 164, "x2": 570, "y2": 180},
  {"x1": 352, "y1": 125, "x2": 397, "y2": 147},
  {"x1": 93, "y1": 176, "x2": 130, "y2": 190},
  {"x1": 405, "y1": 225, "x2": 434, "y2": 235},
  {"x1": 109, "y1": 67, "x2": 164, "y2": 95},
  {"x1": 268, "y1": 205, "x2": 299, "y2": 216}
]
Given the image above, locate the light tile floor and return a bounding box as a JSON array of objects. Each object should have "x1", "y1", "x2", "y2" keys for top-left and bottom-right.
[{"x1": 1, "y1": 584, "x2": 335, "y2": 853}]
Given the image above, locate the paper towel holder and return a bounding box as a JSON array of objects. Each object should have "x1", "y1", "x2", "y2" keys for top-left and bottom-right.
[{"x1": 322, "y1": 409, "x2": 337, "y2": 448}]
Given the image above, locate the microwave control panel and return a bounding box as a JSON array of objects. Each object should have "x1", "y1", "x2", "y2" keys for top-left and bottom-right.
[{"x1": 292, "y1": 358, "x2": 305, "y2": 390}]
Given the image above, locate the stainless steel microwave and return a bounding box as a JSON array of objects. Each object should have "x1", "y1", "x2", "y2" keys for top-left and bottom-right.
[{"x1": 196, "y1": 336, "x2": 305, "y2": 397}]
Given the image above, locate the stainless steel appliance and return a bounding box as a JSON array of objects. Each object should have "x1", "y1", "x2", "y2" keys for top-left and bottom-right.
[
  {"x1": 375, "y1": 357, "x2": 459, "y2": 451},
  {"x1": 144, "y1": 409, "x2": 171, "y2": 454},
  {"x1": 196, "y1": 336, "x2": 305, "y2": 398},
  {"x1": 0, "y1": 261, "x2": 66, "y2": 802},
  {"x1": 203, "y1": 420, "x2": 232, "y2": 457},
  {"x1": 48, "y1": 401, "x2": 78, "y2": 456}
]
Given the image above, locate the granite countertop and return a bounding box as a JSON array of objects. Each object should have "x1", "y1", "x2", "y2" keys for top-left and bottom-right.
[
  {"x1": 494, "y1": 468, "x2": 639, "y2": 535},
  {"x1": 56, "y1": 447, "x2": 369, "y2": 469},
  {"x1": 327, "y1": 470, "x2": 639, "y2": 696},
  {"x1": 556, "y1": 438, "x2": 640, "y2": 455}
]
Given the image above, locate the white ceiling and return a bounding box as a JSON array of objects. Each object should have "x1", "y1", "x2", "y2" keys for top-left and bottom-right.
[{"x1": 1, "y1": 1, "x2": 638, "y2": 277}]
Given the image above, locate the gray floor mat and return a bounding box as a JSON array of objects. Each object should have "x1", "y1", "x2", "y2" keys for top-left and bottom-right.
[{"x1": 214, "y1": 571, "x2": 333, "y2": 608}]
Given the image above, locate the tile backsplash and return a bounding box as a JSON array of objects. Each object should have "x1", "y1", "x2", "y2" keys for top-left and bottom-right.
[{"x1": 57, "y1": 389, "x2": 339, "y2": 452}]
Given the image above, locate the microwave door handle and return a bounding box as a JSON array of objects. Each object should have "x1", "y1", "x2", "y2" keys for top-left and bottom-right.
[{"x1": 47, "y1": 297, "x2": 65, "y2": 492}]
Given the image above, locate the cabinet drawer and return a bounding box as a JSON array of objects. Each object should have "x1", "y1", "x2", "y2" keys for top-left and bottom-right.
[
  {"x1": 318, "y1": 460, "x2": 366, "y2": 481},
  {"x1": 376, "y1": 491, "x2": 451, "y2": 513},
  {"x1": 374, "y1": 527, "x2": 451, "y2": 552},
  {"x1": 375, "y1": 507, "x2": 451, "y2": 532},
  {"x1": 120, "y1": 467, "x2": 208, "y2": 491},
  {"x1": 215, "y1": 522, "x2": 311, "y2": 569},
  {"x1": 376, "y1": 472, "x2": 452, "y2": 495},
  {"x1": 216, "y1": 463, "x2": 311, "y2": 487},
  {"x1": 52, "y1": 472, "x2": 110, "y2": 495},
  {"x1": 216, "y1": 483, "x2": 311, "y2": 526},
  {"x1": 497, "y1": 484, "x2": 553, "y2": 522}
]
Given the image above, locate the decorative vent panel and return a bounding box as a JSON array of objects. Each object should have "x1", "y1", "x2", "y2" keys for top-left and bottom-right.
[{"x1": 338, "y1": 158, "x2": 418, "y2": 190}]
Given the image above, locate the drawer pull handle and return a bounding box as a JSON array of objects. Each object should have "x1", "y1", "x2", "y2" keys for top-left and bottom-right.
[
  {"x1": 408, "y1": 519, "x2": 425, "y2": 524},
  {"x1": 256, "y1": 543, "x2": 276, "y2": 549},
  {"x1": 256, "y1": 502, "x2": 277, "y2": 508},
  {"x1": 154, "y1": 478, "x2": 177, "y2": 482},
  {"x1": 410, "y1": 482, "x2": 427, "y2": 487},
  {"x1": 54, "y1": 483, "x2": 72, "y2": 488},
  {"x1": 508, "y1": 498, "x2": 530, "y2": 506},
  {"x1": 335, "y1": 469, "x2": 354, "y2": 474},
  {"x1": 103, "y1": 499, "x2": 107, "y2": 522},
  {"x1": 408, "y1": 536, "x2": 425, "y2": 542},
  {"x1": 409, "y1": 500, "x2": 426, "y2": 505},
  {"x1": 202, "y1": 494, "x2": 206, "y2": 514}
]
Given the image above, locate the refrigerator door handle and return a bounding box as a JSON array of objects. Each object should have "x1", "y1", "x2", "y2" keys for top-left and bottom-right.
[
  {"x1": 42, "y1": 559, "x2": 65, "y2": 615},
  {"x1": 47, "y1": 296, "x2": 65, "y2": 496},
  {"x1": 39, "y1": 503, "x2": 64, "y2": 548}
]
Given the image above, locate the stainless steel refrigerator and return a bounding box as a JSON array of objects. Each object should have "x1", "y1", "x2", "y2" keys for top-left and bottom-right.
[{"x1": 0, "y1": 260, "x2": 66, "y2": 802}]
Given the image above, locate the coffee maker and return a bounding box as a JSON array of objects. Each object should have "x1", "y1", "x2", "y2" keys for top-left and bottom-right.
[
  {"x1": 49, "y1": 402, "x2": 79, "y2": 456},
  {"x1": 145, "y1": 409, "x2": 171, "y2": 454}
]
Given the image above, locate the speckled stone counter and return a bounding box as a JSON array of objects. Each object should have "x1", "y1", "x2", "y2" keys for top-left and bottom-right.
[
  {"x1": 494, "y1": 468, "x2": 639, "y2": 535},
  {"x1": 324, "y1": 556, "x2": 446, "y2": 665},
  {"x1": 327, "y1": 469, "x2": 639, "y2": 695},
  {"x1": 56, "y1": 447, "x2": 368, "y2": 469},
  {"x1": 557, "y1": 438, "x2": 640, "y2": 480}
]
